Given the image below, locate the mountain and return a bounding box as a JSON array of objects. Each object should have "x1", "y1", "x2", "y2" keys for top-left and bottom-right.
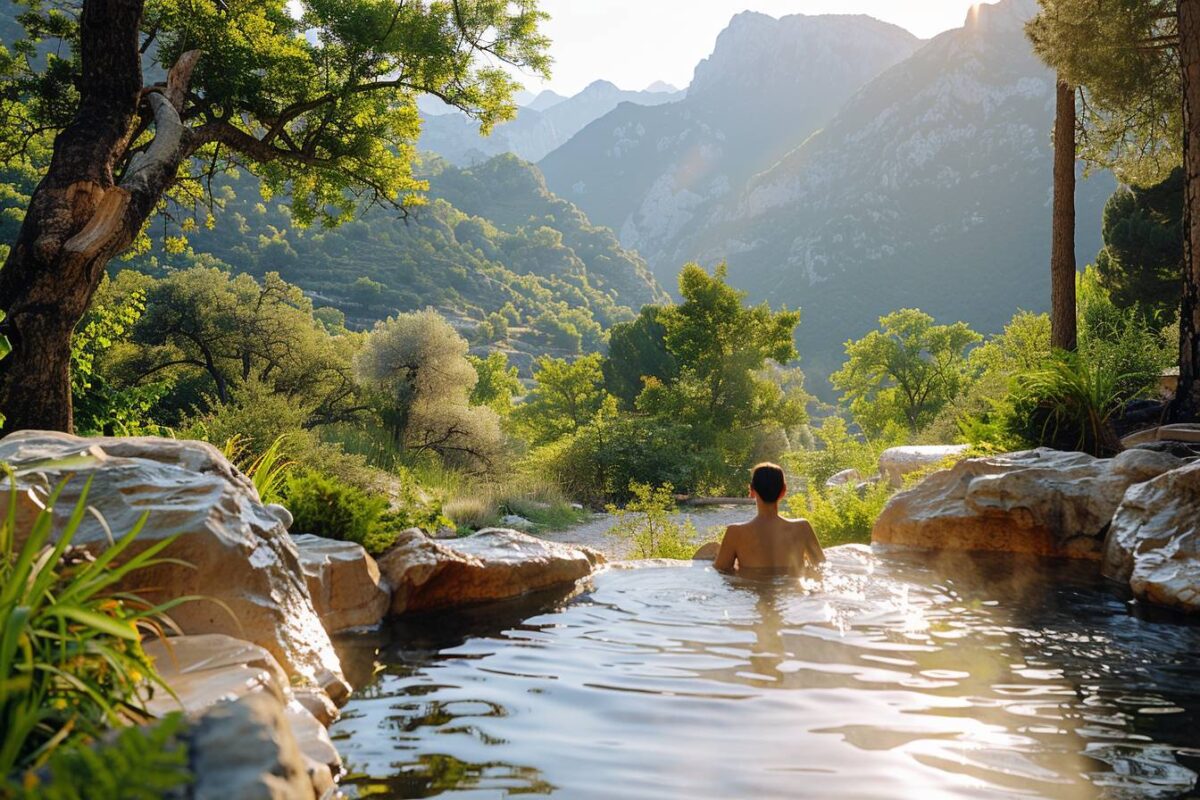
[
  {"x1": 644, "y1": 81, "x2": 679, "y2": 94},
  {"x1": 527, "y1": 90, "x2": 568, "y2": 111},
  {"x1": 419, "y1": 80, "x2": 684, "y2": 165},
  {"x1": 538, "y1": 13, "x2": 925, "y2": 269},
  {"x1": 677, "y1": 0, "x2": 1114, "y2": 386},
  {"x1": 119, "y1": 156, "x2": 664, "y2": 361}
]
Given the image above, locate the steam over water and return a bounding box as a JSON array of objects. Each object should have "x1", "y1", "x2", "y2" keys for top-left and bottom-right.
[{"x1": 332, "y1": 547, "x2": 1200, "y2": 799}]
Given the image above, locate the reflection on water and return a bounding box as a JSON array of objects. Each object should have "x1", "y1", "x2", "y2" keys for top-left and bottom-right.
[{"x1": 331, "y1": 546, "x2": 1200, "y2": 799}]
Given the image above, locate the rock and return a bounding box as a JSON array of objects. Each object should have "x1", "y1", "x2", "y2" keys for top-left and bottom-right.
[
  {"x1": 873, "y1": 448, "x2": 1186, "y2": 559},
  {"x1": 824, "y1": 468, "x2": 861, "y2": 489},
  {"x1": 0, "y1": 431, "x2": 347, "y2": 698},
  {"x1": 188, "y1": 693, "x2": 315, "y2": 800},
  {"x1": 433, "y1": 526, "x2": 460, "y2": 540},
  {"x1": 878, "y1": 445, "x2": 970, "y2": 487},
  {"x1": 142, "y1": 634, "x2": 290, "y2": 719},
  {"x1": 692, "y1": 541, "x2": 720, "y2": 560},
  {"x1": 1131, "y1": 440, "x2": 1200, "y2": 459},
  {"x1": 1104, "y1": 461, "x2": 1200, "y2": 614},
  {"x1": 292, "y1": 534, "x2": 390, "y2": 633},
  {"x1": 378, "y1": 528, "x2": 605, "y2": 615},
  {"x1": 292, "y1": 687, "x2": 339, "y2": 728},
  {"x1": 266, "y1": 503, "x2": 294, "y2": 531},
  {"x1": 501, "y1": 514, "x2": 534, "y2": 530},
  {"x1": 1122, "y1": 423, "x2": 1200, "y2": 448}
]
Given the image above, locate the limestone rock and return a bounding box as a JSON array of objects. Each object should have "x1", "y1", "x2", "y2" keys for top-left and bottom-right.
[
  {"x1": 692, "y1": 541, "x2": 720, "y2": 560},
  {"x1": 142, "y1": 634, "x2": 289, "y2": 720},
  {"x1": 378, "y1": 528, "x2": 605, "y2": 615},
  {"x1": 0, "y1": 431, "x2": 347, "y2": 697},
  {"x1": 1121, "y1": 423, "x2": 1200, "y2": 448},
  {"x1": 878, "y1": 445, "x2": 970, "y2": 487},
  {"x1": 188, "y1": 693, "x2": 315, "y2": 800},
  {"x1": 292, "y1": 534, "x2": 390, "y2": 633},
  {"x1": 825, "y1": 468, "x2": 862, "y2": 489},
  {"x1": 1104, "y1": 461, "x2": 1200, "y2": 614},
  {"x1": 873, "y1": 448, "x2": 1185, "y2": 559}
]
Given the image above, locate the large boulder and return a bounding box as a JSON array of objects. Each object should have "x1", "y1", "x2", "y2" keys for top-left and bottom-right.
[
  {"x1": 1104, "y1": 461, "x2": 1200, "y2": 614},
  {"x1": 873, "y1": 448, "x2": 1186, "y2": 558},
  {"x1": 878, "y1": 445, "x2": 969, "y2": 487},
  {"x1": 0, "y1": 432, "x2": 348, "y2": 699},
  {"x1": 378, "y1": 528, "x2": 605, "y2": 615},
  {"x1": 1121, "y1": 423, "x2": 1200, "y2": 448},
  {"x1": 292, "y1": 534, "x2": 390, "y2": 633}
]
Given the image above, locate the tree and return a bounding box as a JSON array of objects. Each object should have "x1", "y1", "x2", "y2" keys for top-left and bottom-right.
[
  {"x1": 516, "y1": 354, "x2": 611, "y2": 445},
  {"x1": 469, "y1": 352, "x2": 521, "y2": 416},
  {"x1": 356, "y1": 309, "x2": 502, "y2": 470},
  {"x1": 0, "y1": 0, "x2": 549, "y2": 432},
  {"x1": 112, "y1": 267, "x2": 365, "y2": 429},
  {"x1": 1051, "y1": 76, "x2": 1078, "y2": 351},
  {"x1": 602, "y1": 305, "x2": 678, "y2": 409},
  {"x1": 1027, "y1": 0, "x2": 1200, "y2": 418},
  {"x1": 832, "y1": 309, "x2": 981, "y2": 435},
  {"x1": 1095, "y1": 168, "x2": 1184, "y2": 323},
  {"x1": 657, "y1": 263, "x2": 802, "y2": 434}
]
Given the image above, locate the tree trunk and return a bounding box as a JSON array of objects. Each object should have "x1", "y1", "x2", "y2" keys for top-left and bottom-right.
[
  {"x1": 1050, "y1": 76, "x2": 1078, "y2": 352},
  {"x1": 0, "y1": 0, "x2": 197, "y2": 434},
  {"x1": 1177, "y1": 0, "x2": 1200, "y2": 421}
]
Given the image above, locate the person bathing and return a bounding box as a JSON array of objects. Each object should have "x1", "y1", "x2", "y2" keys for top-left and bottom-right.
[{"x1": 714, "y1": 463, "x2": 825, "y2": 576}]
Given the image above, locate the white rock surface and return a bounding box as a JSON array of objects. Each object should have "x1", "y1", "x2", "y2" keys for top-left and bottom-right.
[
  {"x1": 873, "y1": 448, "x2": 1185, "y2": 559},
  {"x1": 0, "y1": 431, "x2": 347, "y2": 698},
  {"x1": 878, "y1": 445, "x2": 970, "y2": 487},
  {"x1": 292, "y1": 533, "x2": 390, "y2": 633},
  {"x1": 1104, "y1": 461, "x2": 1200, "y2": 614}
]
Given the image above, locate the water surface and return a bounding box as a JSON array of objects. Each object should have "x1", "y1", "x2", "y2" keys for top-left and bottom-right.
[{"x1": 332, "y1": 547, "x2": 1200, "y2": 799}]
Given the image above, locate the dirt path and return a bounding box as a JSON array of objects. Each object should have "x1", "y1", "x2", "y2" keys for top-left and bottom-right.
[{"x1": 537, "y1": 505, "x2": 754, "y2": 559}]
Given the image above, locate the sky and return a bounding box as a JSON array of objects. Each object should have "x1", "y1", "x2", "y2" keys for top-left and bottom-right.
[{"x1": 507, "y1": 0, "x2": 985, "y2": 97}]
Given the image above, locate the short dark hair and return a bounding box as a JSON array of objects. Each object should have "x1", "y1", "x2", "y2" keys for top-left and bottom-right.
[{"x1": 751, "y1": 463, "x2": 786, "y2": 503}]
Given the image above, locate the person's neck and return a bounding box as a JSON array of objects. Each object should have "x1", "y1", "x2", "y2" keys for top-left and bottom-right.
[{"x1": 754, "y1": 500, "x2": 780, "y2": 520}]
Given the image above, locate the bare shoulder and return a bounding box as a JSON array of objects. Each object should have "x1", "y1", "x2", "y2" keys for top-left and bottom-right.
[
  {"x1": 783, "y1": 516, "x2": 817, "y2": 536},
  {"x1": 723, "y1": 521, "x2": 749, "y2": 538}
]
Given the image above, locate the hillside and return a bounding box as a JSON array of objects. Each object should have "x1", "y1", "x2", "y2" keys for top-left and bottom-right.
[
  {"x1": 124, "y1": 156, "x2": 664, "y2": 362},
  {"x1": 539, "y1": 13, "x2": 924, "y2": 260},
  {"x1": 419, "y1": 80, "x2": 682, "y2": 165},
  {"x1": 542, "y1": 0, "x2": 1115, "y2": 391}
]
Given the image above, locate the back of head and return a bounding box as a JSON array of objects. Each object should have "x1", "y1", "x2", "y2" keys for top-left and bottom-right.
[{"x1": 751, "y1": 462, "x2": 786, "y2": 504}]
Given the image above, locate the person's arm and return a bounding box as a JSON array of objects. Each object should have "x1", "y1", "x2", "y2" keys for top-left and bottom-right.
[
  {"x1": 801, "y1": 520, "x2": 826, "y2": 566},
  {"x1": 714, "y1": 526, "x2": 739, "y2": 573}
]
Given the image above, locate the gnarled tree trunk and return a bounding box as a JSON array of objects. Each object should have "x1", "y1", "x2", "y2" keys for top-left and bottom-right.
[
  {"x1": 1178, "y1": 0, "x2": 1200, "y2": 421},
  {"x1": 0, "y1": 0, "x2": 196, "y2": 433},
  {"x1": 1050, "y1": 76, "x2": 1078, "y2": 352}
]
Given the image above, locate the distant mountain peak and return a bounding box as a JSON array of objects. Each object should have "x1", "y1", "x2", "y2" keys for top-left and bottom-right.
[
  {"x1": 644, "y1": 81, "x2": 679, "y2": 94},
  {"x1": 962, "y1": 0, "x2": 1039, "y2": 34}
]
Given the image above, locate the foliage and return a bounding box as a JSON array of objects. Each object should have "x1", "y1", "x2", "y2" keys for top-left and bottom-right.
[
  {"x1": 13, "y1": 714, "x2": 192, "y2": 799},
  {"x1": 1095, "y1": 168, "x2": 1183, "y2": 324},
  {"x1": 1077, "y1": 266, "x2": 1175, "y2": 399},
  {"x1": 283, "y1": 470, "x2": 447, "y2": 555},
  {"x1": 784, "y1": 416, "x2": 902, "y2": 491},
  {"x1": 1007, "y1": 350, "x2": 1137, "y2": 456},
  {"x1": 468, "y1": 353, "x2": 522, "y2": 418},
  {"x1": 653, "y1": 263, "x2": 804, "y2": 436},
  {"x1": 515, "y1": 354, "x2": 612, "y2": 446},
  {"x1": 787, "y1": 482, "x2": 895, "y2": 548},
  {"x1": 1026, "y1": 0, "x2": 1180, "y2": 186},
  {"x1": 602, "y1": 306, "x2": 678, "y2": 409},
  {"x1": 0, "y1": 468, "x2": 187, "y2": 776},
  {"x1": 535, "y1": 410, "x2": 715, "y2": 507},
  {"x1": 832, "y1": 308, "x2": 981, "y2": 435},
  {"x1": 0, "y1": 0, "x2": 551, "y2": 231},
  {"x1": 221, "y1": 434, "x2": 295, "y2": 506},
  {"x1": 605, "y1": 483, "x2": 697, "y2": 560},
  {"x1": 356, "y1": 310, "x2": 503, "y2": 472}
]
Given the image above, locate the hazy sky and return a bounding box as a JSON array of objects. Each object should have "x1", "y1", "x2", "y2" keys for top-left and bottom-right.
[{"x1": 508, "y1": 0, "x2": 984, "y2": 96}]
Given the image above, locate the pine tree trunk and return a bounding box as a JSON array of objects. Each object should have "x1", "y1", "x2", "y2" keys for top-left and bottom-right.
[
  {"x1": 1177, "y1": 0, "x2": 1200, "y2": 421},
  {"x1": 0, "y1": 0, "x2": 196, "y2": 434},
  {"x1": 1050, "y1": 77, "x2": 1078, "y2": 352}
]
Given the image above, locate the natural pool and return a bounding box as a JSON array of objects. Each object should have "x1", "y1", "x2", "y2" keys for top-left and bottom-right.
[{"x1": 331, "y1": 546, "x2": 1200, "y2": 799}]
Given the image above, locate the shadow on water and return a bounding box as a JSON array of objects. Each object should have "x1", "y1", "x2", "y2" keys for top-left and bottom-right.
[{"x1": 331, "y1": 550, "x2": 1200, "y2": 799}]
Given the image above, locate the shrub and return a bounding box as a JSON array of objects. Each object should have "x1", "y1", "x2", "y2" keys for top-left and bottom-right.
[
  {"x1": 221, "y1": 434, "x2": 296, "y2": 505},
  {"x1": 606, "y1": 482, "x2": 698, "y2": 560},
  {"x1": 284, "y1": 470, "x2": 449, "y2": 555},
  {"x1": 284, "y1": 471, "x2": 387, "y2": 549},
  {"x1": 784, "y1": 417, "x2": 902, "y2": 491},
  {"x1": 787, "y1": 481, "x2": 894, "y2": 548},
  {"x1": 0, "y1": 469, "x2": 187, "y2": 777}
]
